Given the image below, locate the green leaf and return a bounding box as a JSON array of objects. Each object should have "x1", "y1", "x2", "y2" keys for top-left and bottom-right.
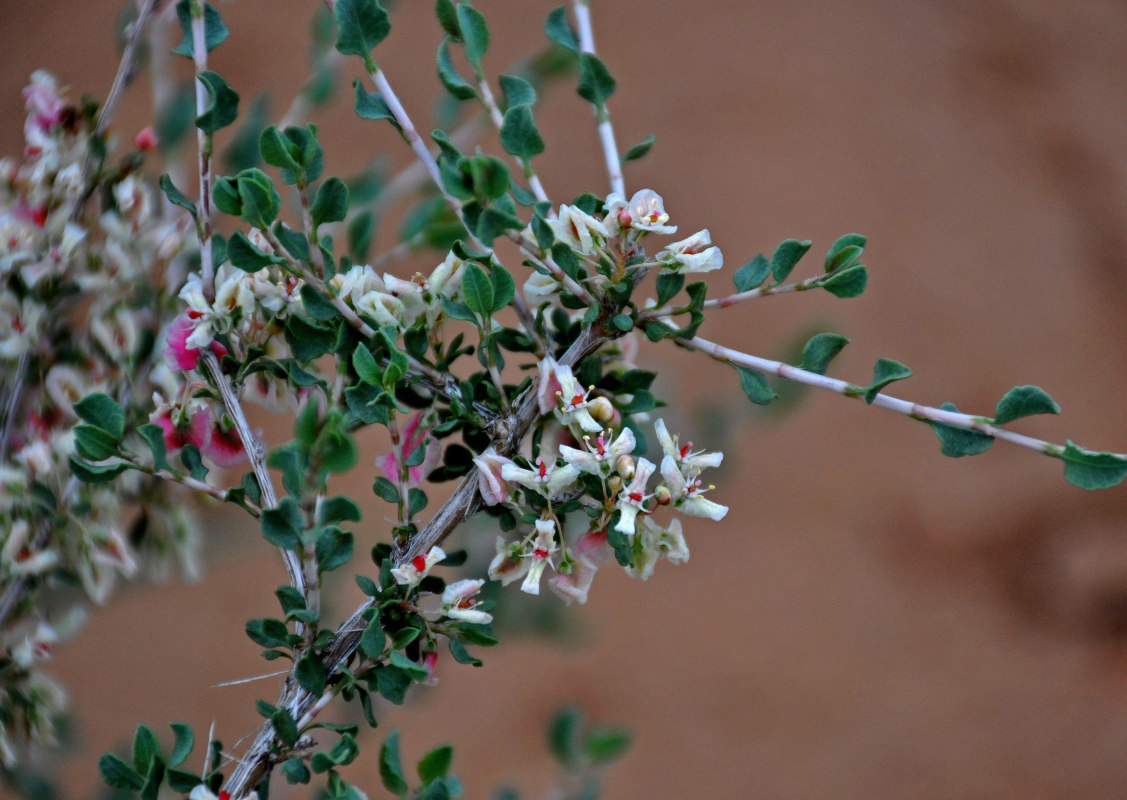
[
  {"x1": 335, "y1": 0, "x2": 392, "y2": 64},
  {"x1": 353, "y1": 344, "x2": 383, "y2": 385},
  {"x1": 820, "y1": 264, "x2": 868, "y2": 298},
  {"x1": 380, "y1": 730, "x2": 410, "y2": 797},
  {"x1": 168, "y1": 722, "x2": 194, "y2": 768},
  {"x1": 455, "y1": 3, "x2": 489, "y2": 69},
  {"x1": 282, "y1": 756, "x2": 312, "y2": 784},
  {"x1": 490, "y1": 264, "x2": 516, "y2": 312},
  {"x1": 825, "y1": 233, "x2": 866, "y2": 272},
  {"x1": 99, "y1": 753, "x2": 144, "y2": 791},
  {"x1": 180, "y1": 444, "x2": 208, "y2": 480},
  {"x1": 655, "y1": 272, "x2": 684, "y2": 307},
  {"x1": 928, "y1": 402, "x2": 995, "y2": 458},
  {"x1": 159, "y1": 173, "x2": 197, "y2": 217},
  {"x1": 994, "y1": 385, "x2": 1061, "y2": 425},
  {"x1": 74, "y1": 393, "x2": 125, "y2": 440},
  {"x1": 584, "y1": 728, "x2": 632, "y2": 765},
  {"x1": 360, "y1": 615, "x2": 386, "y2": 658},
  {"x1": 734, "y1": 366, "x2": 775, "y2": 405},
  {"x1": 408, "y1": 488, "x2": 428, "y2": 517},
  {"x1": 436, "y1": 40, "x2": 477, "y2": 101},
  {"x1": 261, "y1": 496, "x2": 303, "y2": 549},
  {"x1": 499, "y1": 74, "x2": 536, "y2": 108},
  {"x1": 272, "y1": 707, "x2": 299, "y2": 749},
  {"x1": 435, "y1": 0, "x2": 460, "y2": 38},
  {"x1": 319, "y1": 496, "x2": 362, "y2": 525},
  {"x1": 312, "y1": 177, "x2": 349, "y2": 227},
  {"x1": 299, "y1": 284, "x2": 340, "y2": 322},
  {"x1": 500, "y1": 104, "x2": 545, "y2": 160},
  {"x1": 798, "y1": 333, "x2": 850, "y2": 376},
  {"x1": 195, "y1": 70, "x2": 239, "y2": 134},
  {"x1": 621, "y1": 133, "x2": 655, "y2": 164},
  {"x1": 418, "y1": 745, "x2": 454, "y2": 783},
  {"x1": 544, "y1": 5, "x2": 578, "y2": 53},
  {"x1": 1060, "y1": 441, "x2": 1127, "y2": 490},
  {"x1": 74, "y1": 425, "x2": 120, "y2": 461},
  {"x1": 577, "y1": 53, "x2": 615, "y2": 106},
  {"x1": 315, "y1": 526, "x2": 354, "y2": 572},
  {"x1": 353, "y1": 80, "x2": 400, "y2": 131},
  {"x1": 235, "y1": 168, "x2": 281, "y2": 228},
  {"x1": 227, "y1": 230, "x2": 283, "y2": 271},
  {"x1": 548, "y1": 707, "x2": 583, "y2": 767},
  {"x1": 447, "y1": 637, "x2": 481, "y2": 666},
  {"x1": 68, "y1": 455, "x2": 127, "y2": 483},
  {"x1": 770, "y1": 238, "x2": 811, "y2": 283},
  {"x1": 296, "y1": 652, "x2": 328, "y2": 696},
  {"x1": 172, "y1": 0, "x2": 228, "y2": 57},
  {"x1": 245, "y1": 617, "x2": 290, "y2": 649},
  {"x1": 373, "y1": 476, "x2": 400, "y2": 504},
  {"x1": 461, "y1": 262, "x2": 494, "y2": 316},
  {"x1": 259, "y1": 125, "x2": 302, "y2": 172},
  {"x1": 862, "y1": 358, "x2": 912, "y2": 404},
  {"x1": 132, "y1": 725, "x2": 160, "y2": 776},
  {"x1": 733, "y1": 254, "x2": 770, "y2": 292}
]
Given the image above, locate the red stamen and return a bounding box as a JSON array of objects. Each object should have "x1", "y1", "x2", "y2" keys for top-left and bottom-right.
[
  {"x1": 537, "y1": 459, "x2": 547, "y2": 478},
  {"x1": 570, "y1": 393, "x2": 585, "y2": 407},
  {"x1": 680, "y1": 443, "x2": 692, "y2": 459},
  {"x1": 533, "y1": 548, "x2": 549, "y2": 558},
  {"x1": 629, "y1": 491, "x2": 643, "y2": 502},
  {"x1": 411, "y1": 554, "x2": 427, "y2": 572}
]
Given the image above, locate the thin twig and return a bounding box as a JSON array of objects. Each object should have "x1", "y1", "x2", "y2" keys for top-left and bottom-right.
[
  {"x1": 73, "y1": 0, "x2": 162, "y2": 218},
  {"x1": 571, "y1": 0, "x2": 624, "y2": 197},
  {"x1": 191, "y1": 0, "x2": 216, "y2": 298},
  {"x1": 675, "y1": 329, "x2": 1120, "y2": 459}
]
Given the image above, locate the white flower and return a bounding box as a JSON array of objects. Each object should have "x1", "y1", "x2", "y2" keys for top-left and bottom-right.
[
  {"x1": 605, "y1": 189, "x2": 676, "y2": 236},
  {"x1": 500, "y1": 455, "x2": 580, "y2": 498},
  {"x1": 559, "y1": 428, "x2": 636, "y2": 475},
  {"x1": 656, "y1": 229, "x2": 723, "y2": 274},
  {"x1": 551, "y1": 204, "x2": 610, "y2": 255},
  {"x1": 353, "y1": 288, "x2": 404, "y2": 329},
  {"x1": 548, "y1": 360, "x2": 602, "y2": 433},
  {"x1": 441, "y1": 579, "x2": 492, "y2": 624},
  {"x1": 520, "y1": 519, "x2": 558, "y2": 595},
  {"x1": 660, "y1": 455, "x2": 728, "y2": 521},
  {"x1": 523, "y1": 270, "x2": 559, "y2": 302},
  {"x1": 383, "y1": 250, "x2": 465, "y2": 325},
  {"x1": 614, "y1": 457, "x2": 656, "y2": 537},
  {"x1": 391, "y1": 546, "x2": 446, "y2": 588},
  {"x1": 653, "y1": 418, "x2": 723, "y2": 471},
  {"x1": 488, "y1": 535, "x2": 529, "y2": 585}
]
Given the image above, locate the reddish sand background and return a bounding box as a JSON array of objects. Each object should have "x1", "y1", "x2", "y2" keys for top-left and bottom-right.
[{"x1": 6, "y1": 1, "x2": 1127, "y2": 798}]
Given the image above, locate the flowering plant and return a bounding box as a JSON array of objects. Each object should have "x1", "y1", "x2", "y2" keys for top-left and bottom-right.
[{"x1": 1, "y1": 1, "x2": 1125, "y2": 798}]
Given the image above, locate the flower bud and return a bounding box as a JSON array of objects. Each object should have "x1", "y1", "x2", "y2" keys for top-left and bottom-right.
[
  {"x1": 606, "y1": 474, "x2": 623, "y2": 493},
  {"x1": 587, "y1": 395, "x2": 616, "y2": 424},
  {"x1": 653, "y1": 485, "x2": 673, "y2": 506},
  {"x1": 615, "y1": 454, "x2": 636, "y2": 480}
]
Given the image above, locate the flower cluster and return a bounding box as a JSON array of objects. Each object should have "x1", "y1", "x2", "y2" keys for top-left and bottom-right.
[
  {"x1": 476, "y1": 360, "x2": 727, "y2": 604},
  {"x1": 0, "y1": 72, "x2": 203, "y2": 764}
]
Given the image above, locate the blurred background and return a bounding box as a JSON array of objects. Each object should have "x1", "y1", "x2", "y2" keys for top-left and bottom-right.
[{"x1": 6, "y1": 1, "x2": 1127, "y2": 797}]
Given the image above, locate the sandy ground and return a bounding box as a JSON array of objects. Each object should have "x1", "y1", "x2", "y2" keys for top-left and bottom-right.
[{"x1": 6, "y1": 1, "x2": 1127, "y2": 797}]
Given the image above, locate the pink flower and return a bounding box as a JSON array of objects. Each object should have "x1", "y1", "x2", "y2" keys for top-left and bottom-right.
[
  {"x1": 151, "y1": 406, "x2": 210, "y2": 454},
  {"x1": 134, "y1": 125, "x2": 158, "y2": 151},
  {"x1": 164, "y1": 312, "x2": 227, "y2": 371},
  {"x1": 378, "y1": 411, "x2": 441, "y2": 487},
  {"x1": 473, "y1": 449, "x2": 514, "y2": 506},
  {"x1": 202, "y1": 416, "x2": 247, "y2": 467}
]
